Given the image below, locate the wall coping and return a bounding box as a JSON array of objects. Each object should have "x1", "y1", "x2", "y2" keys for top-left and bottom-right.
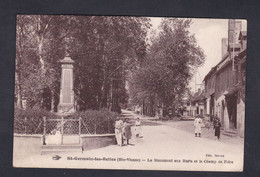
[
  {"x1": 14, "y1": 133, "x2": 43, "y2": 138},
  {"x1": 14, "y1": 133, "x2": 115, "y2": 138},
  {"x1": 80, "y1": 134, "x2": 115, "y2": 138}
]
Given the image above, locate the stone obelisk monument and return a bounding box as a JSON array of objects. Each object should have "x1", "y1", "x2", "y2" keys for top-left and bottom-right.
[{"x1": 57, "y1": 55, "x2": 75, "y2": 114}]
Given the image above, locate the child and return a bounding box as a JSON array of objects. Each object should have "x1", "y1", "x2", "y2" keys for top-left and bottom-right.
[
  {"x1": 123, "y1": 118, "x2": 132, "y2": 145},
  {"x1": 135, "y1": 117, "x2": 141, "y2": 138}
]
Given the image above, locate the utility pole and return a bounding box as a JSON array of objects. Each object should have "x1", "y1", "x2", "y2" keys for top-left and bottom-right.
[
  {"x1": 195, "y1": 73, "x2": 196, "y2": 92},
  {"x1": 230, "y1": 42, "x2": 236, "y2": 72}
]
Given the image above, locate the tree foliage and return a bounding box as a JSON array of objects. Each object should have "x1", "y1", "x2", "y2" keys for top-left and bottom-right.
[
  {"x1": 15, "y1": 15, "x2": 150, "y2": 112},
  {"x1": 128, "y1": 18, "x2": 205, "y2": 115},
  {"x1": 16, "y1": 15, "x2": 76, "y2": 109},
  {"x1": 15, "y1": 16, "x2": 204, "y2": 115}
]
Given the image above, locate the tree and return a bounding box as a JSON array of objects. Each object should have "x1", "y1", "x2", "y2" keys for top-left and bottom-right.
[
  {"x1": 16, "y1": 15, "x2": 151, "y2": 112},
  {"x1": 128, "y1": 18, "x2": 205, "y2": 116},
  {"x1": 70, "y1": 16, "x2": 151, "y2": 111},
  {"x1": 15, "y1": 15, "x2": 77, "y2": 110}
]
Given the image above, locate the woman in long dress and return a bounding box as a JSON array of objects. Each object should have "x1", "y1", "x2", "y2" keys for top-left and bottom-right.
[
  {"x1": 115, "y1": 117, "x2": 124, "y2": 146},
  {"x1": 123, "y1": 118, "x2": 132, "y2": 145},
  {"x1": 194, "y1": 116, "x2": 202, "y2": 137}
]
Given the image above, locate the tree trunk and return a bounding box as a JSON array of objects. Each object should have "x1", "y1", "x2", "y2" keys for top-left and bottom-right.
[
  {"x1": 100, "y1": 55, "x2": 109, "y2": 109},
  {"x1": 16, "y1": 23, "x2": 24, "y2": 109},
  {"x1": 142, "y1": 99, "x2": 145, "y2": 116},
  {"x1": 16, "y1": 48, "x2": 23, "y2": 109},
  {"x1": 16, "y1": 80, "x2": 23, "y2": 109},
  {"x1": 100, "y1": 79, "x2": 109, "y2": 109},
  {"x1": 51, "y1": 90, "x2": 55, "y2": 112},
  {"x1": 38, "y1": 36, "x2": 45, "y2": 74},
  {"x1": 36, "y1": 16, "x2": 46, "y2": 75}
]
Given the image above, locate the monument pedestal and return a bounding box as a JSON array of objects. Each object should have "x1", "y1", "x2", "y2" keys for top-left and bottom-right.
[
  {"x1": 57, "y1": 56, "x2": 75, "y2": 114},
  {"x1": 57, "y1": 103, "x2": 75, "y2": 114}
]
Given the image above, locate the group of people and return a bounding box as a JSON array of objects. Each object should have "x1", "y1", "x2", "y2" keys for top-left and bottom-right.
[
  {"x1": 114, "y1": 117, "x2": 142, "y2": 146},
  {"x1": 193, "y1": 115, "x2": 222, "y2": 140}
]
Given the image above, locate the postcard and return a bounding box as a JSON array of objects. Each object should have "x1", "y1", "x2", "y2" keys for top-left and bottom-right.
[{"x1": 13, "y1": 15, "x2": 246, "y2": 171}]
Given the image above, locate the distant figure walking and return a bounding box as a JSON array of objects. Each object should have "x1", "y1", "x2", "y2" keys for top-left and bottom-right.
[
  {"x1": 135, "y1": 117, "x2": 142, "y2": 138},
  {"x1": 115, "y1": 117, "x2": 124, "y2": 146},
  {"x1": 214, "y1": 118, "x2": 222, "y2": 140},
  {"x1": 194, "y1": 116, "x2": 202, "y2": 137},
  {"x1": 123, "y1": 118, "x2": 132, "y2": 145}
]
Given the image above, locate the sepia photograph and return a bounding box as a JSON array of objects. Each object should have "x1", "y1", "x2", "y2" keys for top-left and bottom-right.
[{"x1": 13, "y1": 15, "x2": 247, "y2": 171}]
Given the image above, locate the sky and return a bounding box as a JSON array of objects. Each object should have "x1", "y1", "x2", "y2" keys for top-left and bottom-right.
[
  {"x1": 149, "y1": 17, "x2": 247, "y2": 93},
  {"x1": 188, "y1": 18, "x2": 228, "y2": 92}
]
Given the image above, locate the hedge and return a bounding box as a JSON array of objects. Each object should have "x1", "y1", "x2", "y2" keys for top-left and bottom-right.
[
  {"x1": 70, "y1": 108, "x2": 118, "y2": 134},
  {"x1": 14, "y1": 108, "x2": 118, "y2": 134}
]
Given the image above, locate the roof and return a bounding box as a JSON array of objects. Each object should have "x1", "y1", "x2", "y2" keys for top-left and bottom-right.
[
  {"x1": 216, "y1": 49, "x2": 246, "y2": 74},
  {"x1": 235, "y1": 49, "x2": 247, "y2": 61},
  {"x1": 239, "y1": 31, "x2": 247, "y2": 40},
  {"x1": 203, "y1": 31, "x2": 247, "y2": 82},
  {"x1": 203, "y1": 52, "x2": 230, "y2": 81},
  {"x1": 221, "y1": 52, "x2": 229, "y2": 61},
  {"x1": 191, "y1": 90, "x2": 205, "y2": 102},
  {"x1": 203, "y1": 67, "x2": 216, "y2": 81}
]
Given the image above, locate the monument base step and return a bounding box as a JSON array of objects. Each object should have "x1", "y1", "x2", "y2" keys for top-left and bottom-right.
[{"x1": 41, "y1": 144, "x2": 83, "y2": 155}]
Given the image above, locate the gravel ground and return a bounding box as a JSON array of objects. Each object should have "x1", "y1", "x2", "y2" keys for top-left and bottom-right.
[{"x1": 13, "y1": 110, "x2": 244, "y2": 171}]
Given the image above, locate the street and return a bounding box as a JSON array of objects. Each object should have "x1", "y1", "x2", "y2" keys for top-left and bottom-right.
[{"x1": 13, "y1": 110, "x2": 244, "y2": 171}]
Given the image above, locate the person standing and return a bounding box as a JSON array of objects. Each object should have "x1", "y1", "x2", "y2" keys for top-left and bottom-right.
[
  {"x1": 135, "y1": 117, "x2": 142, "y2": 138},
  {"x1": 214, "y1": 118, "x2": 222, "y2": 140},
  {"x1": 123, "y1": 118, "x2": 132, "y2": 145},
  {"x1": 115, "y1": 117, "x2": 124, "y2": 146},
  {"x1": 194, "y1": 115, "x2": 202, "y2": 137}
]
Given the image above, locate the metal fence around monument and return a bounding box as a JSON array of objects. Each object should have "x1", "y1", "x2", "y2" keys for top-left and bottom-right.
[
  {"x1": 43, "y1": 117, "x2": 83, "y2": 145},
  {"x1": 15, "y1": 114, "x2": 114, "y2": 144},
  {"x1": 44, "y1": 117, "x2": 81, "y2": 135},
  {"x1": 42, "y1": 116, "x2": 109, "y2": 145}
]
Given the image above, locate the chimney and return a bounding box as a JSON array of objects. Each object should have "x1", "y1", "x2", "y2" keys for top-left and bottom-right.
[
  {"x1": 228, "y1": 20, "x2": 242, "y2": 56},
  {"x1": 221, "y1": 38, "x2": 228, "y2": 58},
  {"x1": 228, "y1": 20, "x2": 242, "y2": 45},
  {"x1": 198, "y1": 88, "x2": 201, "y2": 94}
]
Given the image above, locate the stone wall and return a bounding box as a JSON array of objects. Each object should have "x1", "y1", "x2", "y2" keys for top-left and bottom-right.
[
  {"x1": 13, "y1": 134, "x2": 43, "y2": 162},
  {"x1": 237, "y1": 99, "x2": 245, "y2": 137},
  {"x1": 81, "y1": 134, "x2": 115, "y2": 150},
  {"x1": 216, "y1": 95, "x2": 229, "y2": 130}
]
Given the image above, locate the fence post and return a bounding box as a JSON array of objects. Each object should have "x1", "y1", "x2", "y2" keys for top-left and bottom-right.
[
  {"x1": 43, "y1": 116, "x2": 46, "y2": 145},
  {"x1": 95, "y1": 118, "x2": 97, "y2": 134},
  {"x1": 24, "y1": 117, "x2": 27, "y2": 134},
  {"x1": 61, "y1": 117, "x2": 64, "y2": 145},
  {"x1": 107, "y1": 116, "x2": 110, "y2": 133},
  {"x1": 79, "y1": 117, "x2": 81, "y2": 144}
]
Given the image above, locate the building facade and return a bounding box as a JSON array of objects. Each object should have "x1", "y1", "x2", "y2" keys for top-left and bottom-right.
[
  {"x1": 203, "y1": 20, "x2": 246, "y2": 137},
  {"x1": 204, "y1": 67, "x2": 216, "y2": 121},
  {"x1": 185, "y1": 88, "x2": 206, "y2": 117}
]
